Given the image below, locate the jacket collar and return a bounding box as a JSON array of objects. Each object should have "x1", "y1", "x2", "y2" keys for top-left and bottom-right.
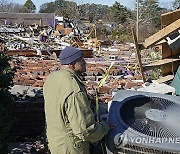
[{"x1": 60, "y1": 66, "x2": 85, "y2": 85}]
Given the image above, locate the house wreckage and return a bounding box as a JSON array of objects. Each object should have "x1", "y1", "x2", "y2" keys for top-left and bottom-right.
[{"x1": 0, "y1": 10, "x2": 180, "y2": 153}]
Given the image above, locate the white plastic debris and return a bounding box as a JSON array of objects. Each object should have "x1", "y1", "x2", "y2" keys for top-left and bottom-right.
[{"x1": 137, "y1": 80, "x2": 175, "y2": 95}]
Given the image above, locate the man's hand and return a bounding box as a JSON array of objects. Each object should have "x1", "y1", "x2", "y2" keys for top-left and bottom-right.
[
  {"x1": 100, "y1": 114, "x2": 108, "y2": 122},
  {"x1": 100, "y1": 114, "x2": 116, "y2": 129},
  {"x1": 108, "y1": 123, "x2": 116, "y2": 129}
]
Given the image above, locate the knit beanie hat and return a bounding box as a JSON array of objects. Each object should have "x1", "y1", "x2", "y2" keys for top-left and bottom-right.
[{"x1": 59, "y1": 46, "x2": 84, "y2": 64}]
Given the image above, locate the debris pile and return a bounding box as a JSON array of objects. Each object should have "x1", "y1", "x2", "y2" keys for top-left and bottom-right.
[
  {"x1": 9, "y1": 46, "x2": 155, "y2": 103},
  {"x1": 9, "y1": 140, "x2": 46, "y2": 154},
  {"x1": 11, "y1": 57, "x2": 60, "y2": 87},
  {"x1": 0, "y1": 10, "x2": 179, "y2": 154}
]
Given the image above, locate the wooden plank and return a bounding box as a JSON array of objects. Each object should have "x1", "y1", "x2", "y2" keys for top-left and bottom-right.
[
  {"x1": 155, "y1": 39, "x2": 166, "y2": 45},
  {"x1": 145, "y1": 58, "x2": 180, "y2": 67},
  {"x1": 162, "y1": 61, "x2": 180, "y2": 76},
  {"x1": 156, "y1": 75, "x2": 174, "y2": 83},
  {"x1": 161, "y1": 10, "x2": 180, "y2": 59},
  {"x1": 144, "y1": 59, "x2": 180, "y2": 72},
  {"x1": 5, "y1": 50, "x2": 37, "y2": 56},
  {"x1": 143, "y1": 18, "x2": 180, "y2": 48},
  {"x1": 161, "y1": 11, "x2": 173, "y2": 28},
  {"x1": 161, "y1": 43, "x2": 180, "y2": 59},
  {"x1": 173, "y1": 9, "x2": 180, "y2": 21},
  {"x1": 161, "y1": 9, "x2": 180, "y2": 17},
  {"x1": 132, "y1": 27, "x2": 146, "y2": 82},
  {"x1": 161, "y1": 9, "x2": 180, "y2": 27},
  {"x1": 161, "y1": 10, "x2": 180, "y2": 75}
]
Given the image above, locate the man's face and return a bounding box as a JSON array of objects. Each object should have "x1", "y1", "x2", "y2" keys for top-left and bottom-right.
[{"x1": 74, "y1": 58, "x2": 86, "y2": 75}]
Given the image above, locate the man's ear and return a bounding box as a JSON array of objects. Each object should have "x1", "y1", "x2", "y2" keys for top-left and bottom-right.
[{"x1": 69, "y1": 63, "x2": 76, "y2": 70}]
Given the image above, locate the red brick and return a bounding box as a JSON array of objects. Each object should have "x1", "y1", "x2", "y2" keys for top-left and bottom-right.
[{"x1": 99, "y1": 86, "x2": 111, "y2": 94}]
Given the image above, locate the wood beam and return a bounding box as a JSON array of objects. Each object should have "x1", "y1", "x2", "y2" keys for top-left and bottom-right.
[
  {"x1": 143, "y1": 18, "x2": 180, "y2": 49},
  {"x1": 132, "y1": 27, "x2": 146, "y2": 83}
]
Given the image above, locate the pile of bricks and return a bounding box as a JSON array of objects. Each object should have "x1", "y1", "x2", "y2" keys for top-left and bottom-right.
[
  {"x1": 84, "y1": 61, "x2": 143, "y2": 103},
  {"x1": 11, "y1": 58, "x2": 61, "y2": 87},
  {"x1": 8, "y1": 50, "x2": 146, "y2": 137},
  {"x1": 10, "y1": 56, "x2": 144, "y2": 103}
]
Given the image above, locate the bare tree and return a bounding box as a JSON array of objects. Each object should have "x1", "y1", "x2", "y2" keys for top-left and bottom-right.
[
  {"x1": 133, "y1": 0, "x2": 168, "y2": 41},
  {"x1": 173, "y1": 0, "x2": 180, "y2": 10},
  {"x1": 0, "y1": 0, "x2": 25, "y2": 12}
]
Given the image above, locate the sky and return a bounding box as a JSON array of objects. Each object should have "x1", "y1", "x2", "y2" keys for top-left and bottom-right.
[{"x1": 10, "y1": 0, "x2": 174, "y2": 11}]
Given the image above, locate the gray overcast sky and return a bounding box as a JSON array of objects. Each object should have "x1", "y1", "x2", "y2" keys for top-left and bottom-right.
[{"x1": 11, "y1": 0, "x2": 174, "y2": 10}]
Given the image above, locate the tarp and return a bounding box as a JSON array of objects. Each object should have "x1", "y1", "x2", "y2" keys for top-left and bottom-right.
[{"x1": 171, "y1": 65, "x2": 180, "y2": 95}]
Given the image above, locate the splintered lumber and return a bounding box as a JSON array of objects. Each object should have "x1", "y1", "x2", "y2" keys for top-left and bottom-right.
[
  {"x1": 143, "y1": 18, "x2": 180, "y2": 49},
  {"x1": 146, "y1": 58, "x2": 180, "y2": 67},
  {"x1": 144, "y1": 58, "x2": 180, "y2": 71},
  {"x1": 161, "y1": 10, "x2": 180, "y2": 76}
]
